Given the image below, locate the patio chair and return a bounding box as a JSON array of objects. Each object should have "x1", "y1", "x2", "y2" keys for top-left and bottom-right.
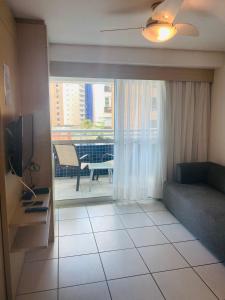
[{"x1": 53, "y1": 144, "x2": 89, "y2": 191}]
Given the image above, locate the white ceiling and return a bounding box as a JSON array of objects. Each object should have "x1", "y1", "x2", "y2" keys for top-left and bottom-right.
[{"x1": 7, "y1": 0, "x2": 225, "y2": 51}]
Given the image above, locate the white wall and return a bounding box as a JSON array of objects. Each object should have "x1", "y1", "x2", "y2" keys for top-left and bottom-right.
[
  {"x1": 50, "y1": 43, "x2": 225, "y2": 164},
  {"x1": 50, "y1": 44, "x2": 225, "y2": 69},
  {"x1": 209, "y1": 64, "x2": 225, "y2": 165}
]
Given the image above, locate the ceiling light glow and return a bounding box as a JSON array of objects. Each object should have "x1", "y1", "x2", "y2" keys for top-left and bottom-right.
[{"x1": 142, "y1": 23, "x2": 177, "y2": 42}]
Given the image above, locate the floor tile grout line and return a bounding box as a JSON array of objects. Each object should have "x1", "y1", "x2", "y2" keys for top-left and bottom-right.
[
  {"x1": 57, "y1": 224, "x2": 175, "y2": 237},
  {"x1": 124, "y1": 224, "x2": 167, "y2": 300},
  {"x1": 191, "y1": 261, "x2": 224, "y2": 268},
  {"x1": 155, "y1": 223, "x2": 220, "y2": 300},
  {"x1": 19, "y1": 270, "x2": 177, "y2": 296},
  {"x1": 106, "y1": 272, "x2": 155, "y2": 282},
  {"x1": 58, "y1": 202, "x2": 168, "y2": 217},
  {"x1": 17, "y1": 287, "x2": 58, "y2": 297},
  {"x1": 27, "y1": 239, "x2": 224, "y2": 264},
  {"x1": 133, "y1": 201, "x2": 221, "y2": 299},
  {"x1": 86, "y1": 205, "x2": 113, "y2": 300},
  {"x1": 59, "y1": 279, "x2": 108, "y2": 291},
  {"x1": 25, "y1": 241, "x2": 181, "y2": 264},
  {"x1": 17, "y1": 280, "x2": 109, "y2": 297},
  {"x1": 24, "y1": 246, "x2": 223, "y2": 269},
  {"x1": 150, "y1": 264, "x2": 222, "y2": 275},
  {"x1": 18, "y1": 202, "x2": 223, "y2": 299},
  {"x1": 58, "y1": 222, "x2": 183, "y2": 236},
  {"x1": 28, "y1": 235, "x2": 213, "y2": 260},
  {"x1": 20, "y1": 260, "x2": 223, "y2": 298},
  {"x1": 57, "y1": 205, "x2": 171, "y2": 218}
]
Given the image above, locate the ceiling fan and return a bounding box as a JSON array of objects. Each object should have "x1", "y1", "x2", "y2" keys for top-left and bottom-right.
[{"x1": 101, "y1": 0, "x2": 199, "y2": 43}]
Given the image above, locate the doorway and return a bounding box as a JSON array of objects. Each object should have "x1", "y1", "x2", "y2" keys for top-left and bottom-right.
[{"x1": 49, "y1": 77, "x2": 114, "y2": 203}]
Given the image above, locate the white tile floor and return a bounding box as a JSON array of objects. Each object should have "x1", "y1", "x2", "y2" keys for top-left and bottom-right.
[{"x1": 17, "y1": 200, "x2": 225, "y2": 300}]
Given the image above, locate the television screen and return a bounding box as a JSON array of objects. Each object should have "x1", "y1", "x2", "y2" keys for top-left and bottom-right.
[
  {"x1": 22, "y1": 114, "x2": 33, "y2": 171},
  {"x1": 6, "y1": 114, "x2": 33, "y2": 177}
]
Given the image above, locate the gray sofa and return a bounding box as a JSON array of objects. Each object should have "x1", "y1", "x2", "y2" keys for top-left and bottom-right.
[{"x1": 163, "y1": 162, "x2": 225, "y2": 262}]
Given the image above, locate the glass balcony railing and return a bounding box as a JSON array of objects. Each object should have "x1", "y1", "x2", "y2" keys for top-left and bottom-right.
[{"x1": 51, "y1": 128, "x2": 114, "y2": 143}]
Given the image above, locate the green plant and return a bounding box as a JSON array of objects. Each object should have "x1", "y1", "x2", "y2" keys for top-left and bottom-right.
[{"x1": 80, "y1": 119, "x2": 94, "y2": 129}]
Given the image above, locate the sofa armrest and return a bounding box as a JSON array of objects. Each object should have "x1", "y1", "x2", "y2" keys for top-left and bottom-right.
[{"x1": 176, "y1": 162, "x2": 209, "y2": 184}]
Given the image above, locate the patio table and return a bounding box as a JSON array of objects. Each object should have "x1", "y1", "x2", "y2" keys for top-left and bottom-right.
[{"x1": 87, "y1": 160, "x2": 113, "y2": 191}]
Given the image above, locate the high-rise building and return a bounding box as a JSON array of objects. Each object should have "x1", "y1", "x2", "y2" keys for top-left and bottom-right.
[
  {"x1": 63, "y1": 82, "x2": 85, "y2": 126},
  {"x1": 93, "y1": 82, "x2": 114, "y2": 128},
  {"x1": 50, "y1": 80, "x2": 86, "y2": 127},
  {"x1": 50, "y1": 80, "x2": 114, "y2": 129},
  {"x1": 103, "y1": 83, "x2": 114, "y2": 128},
  {"x1": 85, "y1": 84, "x2": 93, "y2": 121},
  {"x1": 49, "y1": 81, "x2": 64, "y2": 126}
]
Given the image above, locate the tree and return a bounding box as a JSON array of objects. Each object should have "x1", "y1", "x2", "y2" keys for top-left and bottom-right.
[{"x1": 81, "y1": 119, "x2": 94, "y2": 129}]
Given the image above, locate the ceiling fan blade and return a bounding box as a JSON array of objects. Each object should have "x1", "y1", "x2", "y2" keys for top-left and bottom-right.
[
  {"x1": 100, "y1": 27, "x2": 143, "y2": 33},
  {"x1": 175, "y1": 23, "x2": 199, "y2": 36},
  {"x1": 152, "y1": 0, "x2": 183, "y2": 23}
]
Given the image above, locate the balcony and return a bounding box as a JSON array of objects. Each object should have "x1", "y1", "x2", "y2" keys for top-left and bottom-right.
[
  {"x1": 52, "y1": 128, "x2": 114, "y2": 143},
  {"x1": 52, "y1": 128, "x2": 114, "y2": 202},
  {"x1": 104, "y1": 107, "x2": 112, "y2": 113}
]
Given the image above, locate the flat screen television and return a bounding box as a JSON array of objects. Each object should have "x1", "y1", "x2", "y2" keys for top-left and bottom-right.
[{"x1": 6, "y1": 114, "x2": 33, "y2": 177}]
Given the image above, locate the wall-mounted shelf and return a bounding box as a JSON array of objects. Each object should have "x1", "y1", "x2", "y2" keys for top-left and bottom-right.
[
  {"x1": 11, "y1": 205, "x2": 51, "y2": 252},
  {"x1": 10, "y1": 189, "x2": 52, "y2": 252},
  {"x1": 10, "y1": 192, "x2": 50, "y2": 228}
]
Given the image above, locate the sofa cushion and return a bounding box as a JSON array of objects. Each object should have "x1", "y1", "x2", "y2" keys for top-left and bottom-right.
[
  {"x1": 208, "y1": 163, "x2": 225, "y2": 194},
  {"x1": 165, "y1": 183, "x2": 225, "y2": 220},
  {"x1": 163, "y1": 182, "x2": 225, "y2": 261}
]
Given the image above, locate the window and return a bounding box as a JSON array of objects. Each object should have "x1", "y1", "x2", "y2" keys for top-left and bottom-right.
[
  {"x1": 50, "y1": 78, "x2": 114, "y2": 142},
  {"x1": 105, "y1": 97, "x2": 110, "y2": 107},
  {"x1": 104, "y1": 85, "x2": 111, "y2": 92}
]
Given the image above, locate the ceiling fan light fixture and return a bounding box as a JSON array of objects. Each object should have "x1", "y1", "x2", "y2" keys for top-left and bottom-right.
[{"x1": 142, "y1": 23, "x2": 177, "y2": 42}]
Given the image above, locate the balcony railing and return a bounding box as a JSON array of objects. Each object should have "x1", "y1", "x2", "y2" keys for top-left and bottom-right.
[
  {"x1": 51, "y1": 128, "x2": 114, "y2": 144},
  {"x1": 104, "y1": 107, "x2": 112, "y2": 113},
  {"x1": 51, "y1": 128, "x2": 159, "y2": 145}
]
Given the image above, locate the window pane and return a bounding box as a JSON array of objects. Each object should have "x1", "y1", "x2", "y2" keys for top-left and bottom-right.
[{"x1": 50, "y1": 78, "x2": 114, "y2": 142}]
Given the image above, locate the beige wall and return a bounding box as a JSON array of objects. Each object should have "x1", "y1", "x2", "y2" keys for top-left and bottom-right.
[
  {"x1": 50, "y1": 61, "x2": 214, "y2": 82},
  {"x1": 209, "y1": 65, "x2": 225, "y2": 165},
  {"x1": 16, "y1": 20, "x2": 54, "y2": 244},
  {"x1": 0, "y1": 1, "x2": 24, "y2": 299},
  {"x1": 17, "y1": 20, "x2": 52, "y2": 188},
  {"x1": 0, "y1": 5, "x2": 53, "y2": 300},
  {"x1": 50, "y1": 44, "x2": 225, "y2": 69}
]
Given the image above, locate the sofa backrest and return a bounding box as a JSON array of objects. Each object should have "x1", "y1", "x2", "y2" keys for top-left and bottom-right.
[
  {"x1": 176, "y1": 162, "x2": 209, "y2": 184},
  {"x1": 208, "y1": 163, "x2": 225, "y2": 194}
]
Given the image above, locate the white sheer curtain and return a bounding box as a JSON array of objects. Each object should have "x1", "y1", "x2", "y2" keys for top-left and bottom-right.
[
  {"x1": 113, "y1": 80, "x2": 167, "y2": 201},
  {"x1": 166, "y1": 81, "x2": 211, "y2": 180}
]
